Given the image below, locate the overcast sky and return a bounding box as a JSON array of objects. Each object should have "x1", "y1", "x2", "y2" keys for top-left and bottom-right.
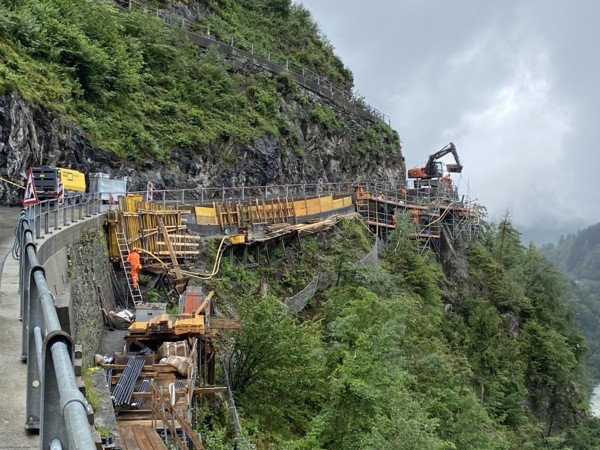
[{"x1": 299, "y1": 0, "x2": 600, "y2": 243}]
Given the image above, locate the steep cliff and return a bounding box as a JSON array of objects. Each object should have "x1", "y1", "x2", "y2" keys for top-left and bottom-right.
[{"x1": 0, "y1": 0, "x2": 404, "y2": 205}]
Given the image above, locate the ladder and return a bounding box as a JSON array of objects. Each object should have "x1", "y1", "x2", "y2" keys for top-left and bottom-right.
[{"x1": 115, "y1": 231, "x2": 143, "y2": 306}]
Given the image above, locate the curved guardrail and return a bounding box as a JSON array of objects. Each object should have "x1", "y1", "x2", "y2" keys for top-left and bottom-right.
[{"x1": 18, "y1": 211, "x2": 96, "y2": 449}]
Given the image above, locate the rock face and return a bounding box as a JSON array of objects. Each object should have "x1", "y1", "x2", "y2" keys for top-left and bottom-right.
[
  {"x1": 0, "y1": 92, "x2": 117, "y2": 205},
  {"x1": 0, "y1": 85, "x2": 405, "y2": 205}
]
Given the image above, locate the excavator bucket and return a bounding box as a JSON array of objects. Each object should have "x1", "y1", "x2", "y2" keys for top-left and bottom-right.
[{"x1": 446, "y1": 163, "x2": 463, "y2": 173}]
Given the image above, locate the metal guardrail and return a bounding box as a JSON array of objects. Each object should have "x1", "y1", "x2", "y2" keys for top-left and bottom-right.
[
  {"x1": 114, "y1": 0, "x2": 392, "y2": 126},
  {"x1": 18, "y1": 211, "x2": 97, "y2": 449},
  {"x1": 129, "y1": 181, "x2": 408, "y2": 206},
  {"x1": 130, "y1": 182, "x2": 358, "y2": 205},
  {"x1": 24, "y1": 192, "x2": 116, "y2": 241}
]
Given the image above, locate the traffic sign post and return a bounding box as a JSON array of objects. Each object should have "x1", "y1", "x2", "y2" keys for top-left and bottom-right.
[
  {"x1": 23, "y1": 167, "x2": 39, "y2": 207},
  {"x1": 57, "y1": 182, "x2": 64, "y2": 206}
]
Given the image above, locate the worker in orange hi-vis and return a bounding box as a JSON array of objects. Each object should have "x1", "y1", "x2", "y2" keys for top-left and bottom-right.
[
  {"x1": 126, "y1": 247, "x2": 142, "y2": 289},
  {"x1": 411, "y1": 209, "x2": 420, "y2": 225}
]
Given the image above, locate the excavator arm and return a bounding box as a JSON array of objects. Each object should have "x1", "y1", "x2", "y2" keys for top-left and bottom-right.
[{"x1": 423, "y1": 142, "x2": 463, "y2": 175}]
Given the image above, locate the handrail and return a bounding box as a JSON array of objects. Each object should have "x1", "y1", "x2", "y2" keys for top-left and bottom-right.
[
  {"x1": 24, "y1": 192, "x2": 118, "y2": 241},
  {"x1": 114, "y1": 0, "x2": 391, "y2": 126},
  {"x1": 19, "y1": 211, "x2": 97, "y2": 449}
]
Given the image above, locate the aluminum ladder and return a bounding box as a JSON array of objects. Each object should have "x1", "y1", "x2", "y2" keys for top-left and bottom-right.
[{"x1": 115, "y1": 231, "x2": 143, "y2": 306}]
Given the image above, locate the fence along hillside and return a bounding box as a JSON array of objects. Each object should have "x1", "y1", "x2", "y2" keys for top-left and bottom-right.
[{"x1": 115, "y1": 0, "x2": 391, "y2": 127}]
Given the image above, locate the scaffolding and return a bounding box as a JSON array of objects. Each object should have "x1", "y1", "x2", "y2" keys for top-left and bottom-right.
[{"x1": 355, "y1": 181, "x2": 477, "y2": 256}]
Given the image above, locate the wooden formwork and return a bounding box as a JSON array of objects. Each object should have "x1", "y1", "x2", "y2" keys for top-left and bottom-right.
[
  {"x1": 106, "y1": 195, "x2": 202, "y2": 261},
  {"x1": 195, "y1": 194, "x2": 353, "y2": 231}
]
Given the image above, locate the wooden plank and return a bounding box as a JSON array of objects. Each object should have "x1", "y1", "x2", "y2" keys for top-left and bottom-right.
[
  {"x1": 118, "y1": 423, "x2": 138, "y2": 450},
  {"x1": 152, "y1": 382, "x2": 204, "y2": 449},
  {"x1": 194, "y1": 386, "x2": 227, "y2": 395},
  {"x1": 158, "y1": 219, "x2": 182, "y2": 280},
  {"x1": 194, "y1": 290, "x2": 214, "y2": 316},
  {"x1": 104, "y1": 364, "x2": 177, "y2": 373},
  {"x1": 210, "y1": 317, "x2": 241, "y2": 330},
  {"x1": 144, "y1": 426, "x2": 169, "y2": 450},
  {"x1": 132, "y1": 424, "x2": 154, "y2": 449}
]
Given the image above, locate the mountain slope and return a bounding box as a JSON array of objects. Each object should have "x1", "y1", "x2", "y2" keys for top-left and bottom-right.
[
  {"x1": 202, "y1": 217, "x2": 596, "y2": 448},
  {"x1": 0, "y1": 0, "x2": 402, "y2": 203},
  {"x1": 542, "y1": 222, "x2": 600, "y2": 381}
]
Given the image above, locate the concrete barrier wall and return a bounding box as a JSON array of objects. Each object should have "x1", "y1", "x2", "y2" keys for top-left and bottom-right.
[{"x1": 35, "y1": 214, "x2": 114, "y2": 366}]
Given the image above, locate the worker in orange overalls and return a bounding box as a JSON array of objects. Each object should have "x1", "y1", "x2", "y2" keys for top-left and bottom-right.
[
  {"x1": 411, "y1": 209, "x2": 420, "y2": 225},
  {"x1": 126, "y1": 247, "x2": 142, "y2": 289}
]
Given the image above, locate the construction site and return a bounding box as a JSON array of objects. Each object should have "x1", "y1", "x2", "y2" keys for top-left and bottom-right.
[
  {"x1": 0, "y1": 134, "x2": 480, "y2": 449},
  {"x1": 87, "y1": 143, "x2": 480, "y2": 448}
]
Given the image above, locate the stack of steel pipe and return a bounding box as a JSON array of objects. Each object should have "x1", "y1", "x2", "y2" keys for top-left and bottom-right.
[
  {"x1": 112, "y1": 357, "x2": 144, "y2": 407},
  {"x1": 131, "y1": 379, "x2": 150, "y2": 409}
]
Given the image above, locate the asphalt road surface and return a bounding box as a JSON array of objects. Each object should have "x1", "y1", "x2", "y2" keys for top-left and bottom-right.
[{"x1": 0, "y1": 207, "x2": 38, "y2": 448}]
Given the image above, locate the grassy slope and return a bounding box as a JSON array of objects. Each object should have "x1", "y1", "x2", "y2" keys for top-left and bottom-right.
[{"x1": 0, "y1": 0, "x2": 390, "y2": 165}]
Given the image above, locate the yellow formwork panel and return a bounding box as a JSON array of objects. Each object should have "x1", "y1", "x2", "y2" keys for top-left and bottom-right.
[
  {"x1": 305, "y1": 197, "x2": 322, "y2": 215},
  {"x1": 333, "y1": 196, "x2": 353, "y2": 209},
  {"x1": 319, "y1": 195, "x2": 334, "y2": 212},
  {"x1": 293, "y1": 199, "x2": 307, "y2": 216}
]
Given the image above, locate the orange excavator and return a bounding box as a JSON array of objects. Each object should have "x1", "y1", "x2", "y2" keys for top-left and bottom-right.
[{"x1": 407, "y1": 142, "x2": 463, "y2": 180}]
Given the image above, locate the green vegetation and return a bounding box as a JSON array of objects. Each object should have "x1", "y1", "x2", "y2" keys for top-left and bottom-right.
[
  {"x1": 0, "y1": 0, "x2": 283, "y2": 160},
  {"x1": 542, "y1": 223, "x2": 600, "y2": 382},
  {"x1": 195, "y1": 0, "x2": 353, "y2": 89},
  {"x1": 352, "y1": 121, "x2": 401, "y2": 156},
  {"x1": 201, "y1": 216, "x2": 593, "y2": 449},
  {"x1": 310, "y1": 104, "x2": 342, "y2": 131},
  {"x1": 82, "y1": 367, "x2": 101, "y2": 412},
  {"x1": 0, "y1": 0, "x2": 392, "y2": 164}
]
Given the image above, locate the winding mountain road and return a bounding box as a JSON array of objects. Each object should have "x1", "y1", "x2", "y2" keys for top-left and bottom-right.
[{"x1": 0, "y1": 207, "x2": 38, "y2": 448}]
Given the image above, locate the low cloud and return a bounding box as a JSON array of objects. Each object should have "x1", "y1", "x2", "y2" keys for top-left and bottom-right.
[{"x1": 300, "y1": 0, "x2": 598, "y2": 242}]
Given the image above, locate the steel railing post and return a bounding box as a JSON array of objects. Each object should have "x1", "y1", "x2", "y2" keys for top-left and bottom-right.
[
  {"x1": 54, "y1": 200, "x2": 59, "y2": 230},
  {"x1": 35, "y1": 203, "x2": 41, "y2": 240},
  {"x1": 44, "y1": 201, "x2": 49, "y2": 236}
]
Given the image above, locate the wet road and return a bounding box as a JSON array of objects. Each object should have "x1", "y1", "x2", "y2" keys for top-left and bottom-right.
[{"x1": 0, "y1": 207, "x2": 38, "y2": 448}]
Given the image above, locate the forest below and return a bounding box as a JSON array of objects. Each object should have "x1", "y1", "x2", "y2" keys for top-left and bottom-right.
[
  {"x1": 200, "y1": 216, "x2": 600, "y2": 449},
  {"x1": 542, "y1": 223, "x2": 600, "y2": 383}
]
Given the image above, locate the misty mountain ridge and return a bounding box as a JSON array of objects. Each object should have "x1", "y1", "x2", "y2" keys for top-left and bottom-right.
[{"x1": 541, "y1": 221, "x2": 600, "y2": 281}]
